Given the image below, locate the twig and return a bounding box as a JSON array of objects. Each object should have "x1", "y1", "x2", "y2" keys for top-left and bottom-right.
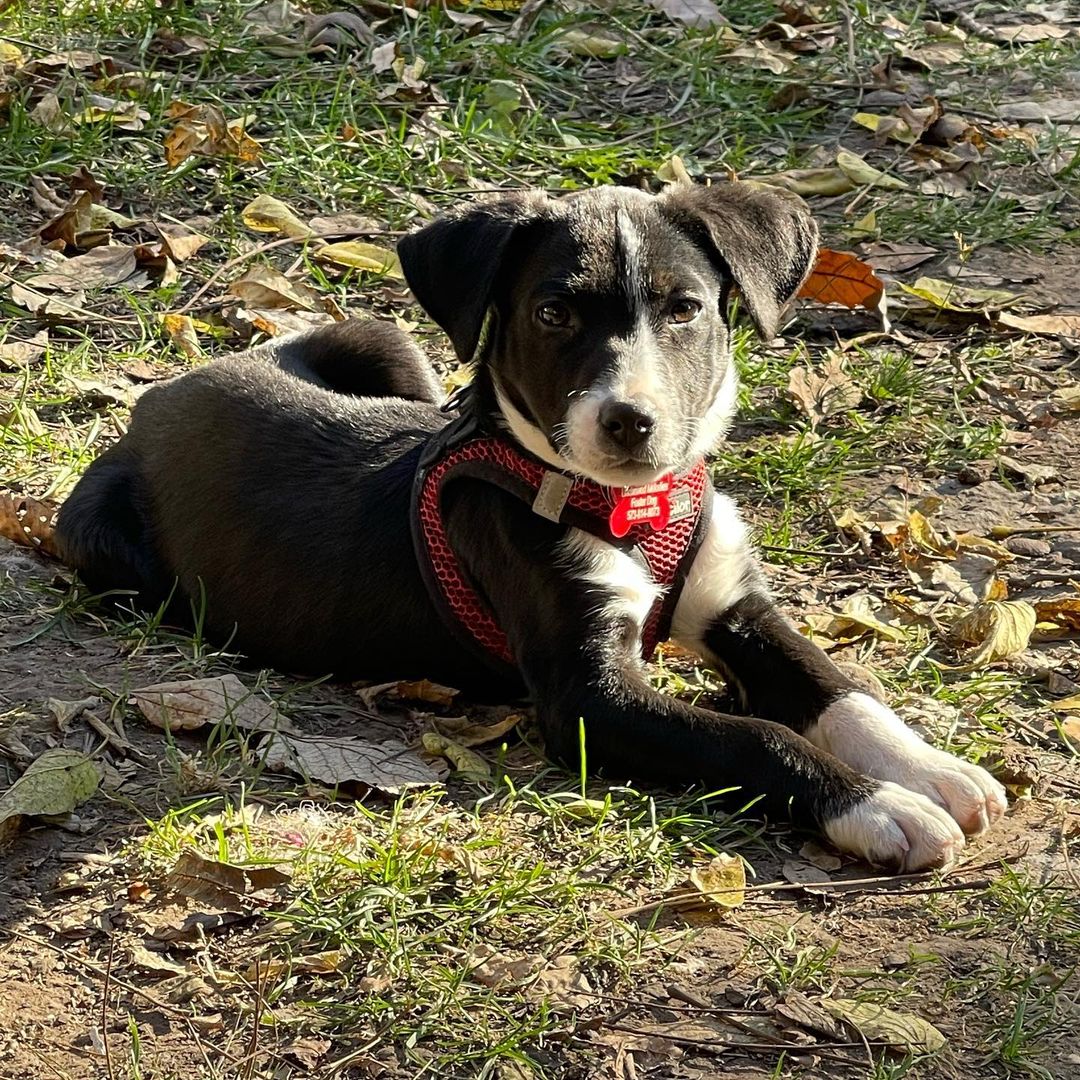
[
  {"x1": 610, "y1": 855, "x2": 1011, "y2": 917},
  {"x1": 172, "y1": 235, "x2": 312, "y2": 315},
  {"x1": 760, "y1": 544, "x2": 862, "y2": 560},
  {"x1": 601, "y1": 1021, "x2": 873, "y2": 1065},
  {"x1": 102, "y1": 935, "x2": 116, "y2": 1080}
]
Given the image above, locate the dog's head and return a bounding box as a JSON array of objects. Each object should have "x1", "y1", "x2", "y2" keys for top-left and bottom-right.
[{"x1": 398, "y1": 184, "x2": 817, "y2": 486}]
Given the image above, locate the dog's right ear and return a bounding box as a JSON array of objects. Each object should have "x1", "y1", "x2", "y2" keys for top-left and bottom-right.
[{"x1": 397, "y1": 192, "x2": 546, "y2": 363}]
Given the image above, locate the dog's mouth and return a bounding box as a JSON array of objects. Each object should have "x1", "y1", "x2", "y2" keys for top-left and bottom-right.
[{"x1": 555, "y1": 442, "x2": 671, "y2": 488}]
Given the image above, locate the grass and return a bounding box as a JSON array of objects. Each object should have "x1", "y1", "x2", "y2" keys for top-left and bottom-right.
[{"x1": 3, "y1": 1, "x2": 1080, "y2": 1078}]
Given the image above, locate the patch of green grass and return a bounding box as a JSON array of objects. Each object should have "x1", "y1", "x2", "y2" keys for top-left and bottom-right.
[{"x1": 134, "y1": 780, "x2": 766, "y2": 1075}]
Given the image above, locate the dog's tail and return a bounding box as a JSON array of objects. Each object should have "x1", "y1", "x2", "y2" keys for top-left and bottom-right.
[{"x1": 274, "y1": 320, "x2": 443, "y2": 404}]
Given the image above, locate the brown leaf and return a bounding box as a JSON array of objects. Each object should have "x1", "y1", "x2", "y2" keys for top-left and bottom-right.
[
  {"x1": 227, "y1": 265, "x2": 324, "y2": 312},
  {"x1": 860, "y1": 241, "x2": 938, "y2": 273},
  {"x1": 799, "y1": 248, "x2": 885, "y2": 311},
  {"x1": 165, "y1": 850, "x2": 290, "y2": 913},
  {"x1": 163, "y1": 102, "x2": 262, "y2": 168},
  {"x1": 261, "y1": 732, "x2": 442, "y2": 793},
  {"x1": 0, "y1": 330, "x2": 48, "y2": 371},
  {"x1": 0, "y1": 491, "x2": 60, "y2": 557},
  {"x1": 24, "y1": 244, "x2": 137, "y2": 292},
  {"x1": 998, "y1": 312, "x2": 1080, "y2": 338},
  {"x1": 157, "y1": 223, "x2": 210, "y2": 263},
  {"x1": 434, "y1": 712, "x2": 522, "y2": 747},
  {"x1": 786, "y1": 355, "x2": 862, "y2": 427},
  {"x1": 648, "y1": 0, "x2": 727, "y2": 29},
  {"x1": 1035, "y1": 598, "x2": 1080, "y2": 633},
  {"x1": 395, "y1": 679, "x2": 459, "y2": 706},
  {"x1": 131, "y1": 674, "x2": 292, "y2": 733}
]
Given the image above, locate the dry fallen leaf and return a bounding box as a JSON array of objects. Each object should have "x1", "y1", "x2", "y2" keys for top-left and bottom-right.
[
  {"x1": 24, "y1": 244, "x2": 137, "y2": 292},
  {"x1": 395, "y1": 679, "x2": 459, "y2": 706},
  {"x1": 819, "y1": 998, "x2": 946, "y2": 1054},
  {"x1": 1035, "y1": 597, "x2": 1080, "y2": 633},
  {"x1": 161, "y1": 313, "x2": 204, "y2": 358},
  {"x1": 951, "y1": 600, "x2": 1036, "y2": 664},
  {"x1": 648, "y1": 0, "x2": 727, "y2": 28},
  {"x1": 787, "y1": 355, "x2": 862, "y2": 427},
  {"x1": 241, "y1": 193, "x2": 314, "y2": 240},
  {"x1": 227, "y1": 265, "x2": 324, "y2": 312},
  {"x1": 261, "y1": 732, "x2": 442, "y2": 793},
  {"x1": 163, "y1": 101, "x2": 262, "y2": 168},
  {"x1": 556, "y1": 27, "x2": 628, "y2": 58},
  {"x1": 686, "y1": 852, "x2": 746, "y2": 909},
  {"x1": 835, "y1": 147, "x2": 909, "y2": 190},
  {"x1": 0, "y1": 491, "x2": 60, "y2": 557},
  {"x1": 998, "y1": 312, "x2": 1080, "y2": 338},
  {"x1": 0, "y1": 749, "x2": 101, "y2": 846},
  {"x1": 1052, "y1": 693, "x2": 1080, "y2": 712},
  {"x1": 316, "y1": 240, "x2": 403, "y2": 278},
  {"x1": 132, "y1": 675, "x2": 291, "y2": 733},
  {"x1": 799, "y1": 248, "x2": 885, "y2": 312},
  {"x1": 165, "y1": 850, "x2": 290, "y2": 912},
  {"x1": 901, "y1": 276, "x2": 1018, "y2": 313},
  {"x1": 434, "y1": 712, "x2": 522, "y2": 747},
  {"x1": 421, "y1": 732, "x2": 492, "y2": 783}
]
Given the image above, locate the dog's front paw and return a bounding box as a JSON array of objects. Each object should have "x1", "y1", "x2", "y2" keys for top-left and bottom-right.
[
  {"x1": 892, "y1": 751, "x2": 1006, "y2": 837},
  {"x1": 808, "y1": 691, "x2": 1007, "y2": 837},
  {"x1": 823, "y1": 782, "x2": 965, "y2": 872}
]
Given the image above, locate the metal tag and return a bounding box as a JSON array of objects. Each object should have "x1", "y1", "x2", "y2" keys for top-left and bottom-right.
[
  {"x1": 532, "y1": 472, "x2": 574, "y2": 522},
  {"x1": 668, "y1": 486, "x2": 693, "y2": 523}
]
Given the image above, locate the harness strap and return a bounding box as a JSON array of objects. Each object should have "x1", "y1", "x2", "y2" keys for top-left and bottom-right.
[{"x1": 411, "y1": 415, "x2": 712, "y2": 676}]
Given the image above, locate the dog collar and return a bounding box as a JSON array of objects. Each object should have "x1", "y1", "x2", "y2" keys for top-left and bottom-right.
[{"x1": 411, "y1": 411, "x2": 712, "y2": 674}]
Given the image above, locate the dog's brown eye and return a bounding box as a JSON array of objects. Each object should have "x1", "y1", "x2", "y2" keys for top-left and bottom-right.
[
  {"x1": 669, "y1": 298, "x2": 702, "y2": 324},
  {"x1": 536, "y1": 301, "x2": 571, "y2": 328}
]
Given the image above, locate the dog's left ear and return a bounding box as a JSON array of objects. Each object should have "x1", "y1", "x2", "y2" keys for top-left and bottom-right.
[
  {"x1": 659, "y1": 182, "x2": 818, "y2": 340},
  {"x1": 397, "y1": 192, "x2": 547, "y2": 363}
]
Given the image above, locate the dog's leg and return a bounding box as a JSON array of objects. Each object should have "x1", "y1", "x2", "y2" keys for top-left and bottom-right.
[
  {"x1": 54, "y1": 441, "x2": 175, "y2": 608},
  {"x1": 445, "y1": 485, "x2": 965, "y2": 871},
  {"x1": 670, "y1": 493, "x2": 1007, "y2": 849}
]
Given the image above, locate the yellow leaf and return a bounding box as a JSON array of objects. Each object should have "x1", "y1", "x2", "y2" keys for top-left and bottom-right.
[
  {"x1": 241, "y1": 194, "x2": 314, "y2": 239},
  {"x1": 755, "y1": 167, "x2": 855, "y2": 197},
  {"x1": 1052, "y1": 693, "x2": 1080, "y2": 712},
  {"x1": 900, "y1": 276, "x2": 1019, "y2": 312},
  {"x1": 852, "y1": 112, "x2": 916, "y2": 144},
  {"x1": 421, "y1": 733, "x2": 492, "y2": 782},
  {"x1": 835, "y1": 148, "x2": 910, "y2": 190},
  {"x1": 951, "y1": 600, "x2": 1036, "y2": 664},
  {"x1": 820, "y1": 999, "x2": 946, "y2": 1054},
  {"x1": 160, "y1": 313, "x2": 203, "y2": 358},
  {"x1": 907, "y1": 509, "x2": 953, "y2": 556},
  {"x1": 317, "y1": 241, "x2": 404, "y2": 279},
  {"x1": 679, "y1": 853, "x2": 746, "y2": 909}
]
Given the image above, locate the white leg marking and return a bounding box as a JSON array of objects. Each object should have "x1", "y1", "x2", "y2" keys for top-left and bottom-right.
[
  {"x1": 558, "y1": 529, "x2": 660, "y2": 658},
  {"x1": 824, "y1": 781, "x2": 965, "y2": 871},
  {"x1": 670, "y1": 492, "x2": 758, "y2": 650},
  {"x1": 807, "y1": 691, "x2": 1008, "y2": 836}
]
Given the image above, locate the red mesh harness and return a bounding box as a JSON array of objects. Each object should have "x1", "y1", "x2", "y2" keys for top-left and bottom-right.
[{"x1": 411, "y1": 405, "x2": 712, "y2": 677}]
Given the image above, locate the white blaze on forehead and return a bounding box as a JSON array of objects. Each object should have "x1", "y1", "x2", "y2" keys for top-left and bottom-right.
[{"x1": 615, "y1": 208, "x2": 647, "y2": 303}]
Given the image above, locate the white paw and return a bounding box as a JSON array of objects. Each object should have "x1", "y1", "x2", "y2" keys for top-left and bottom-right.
[
  {"x1": 824, "y1": 782, "x2": 966, "y2": 872},
  {"x1": 807, "y1": 692, "x2": 1007, "y2": 836}
]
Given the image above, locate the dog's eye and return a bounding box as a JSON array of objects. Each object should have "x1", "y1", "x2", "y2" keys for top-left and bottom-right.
[
  {"x1": 536, "y1": 301, "x2": 572, "y2": 328},
  {"x1": 669, "y1": 298, "x2": 702, "y2": 325}
]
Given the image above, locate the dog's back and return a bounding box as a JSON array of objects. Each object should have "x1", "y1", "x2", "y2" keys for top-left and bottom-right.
[{"x1": 55, "y1": 322, "x2": 486, "y2": 682}]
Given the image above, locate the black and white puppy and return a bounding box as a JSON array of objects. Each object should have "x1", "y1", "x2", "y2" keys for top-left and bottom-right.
[{"x1": 56, "y1": 184, "x2": 1006, "y2": 870}]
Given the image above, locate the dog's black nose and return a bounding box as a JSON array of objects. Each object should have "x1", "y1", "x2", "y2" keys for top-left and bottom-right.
[{"x1": 599, "y1": 400, "x2": 655, "y2": 451}]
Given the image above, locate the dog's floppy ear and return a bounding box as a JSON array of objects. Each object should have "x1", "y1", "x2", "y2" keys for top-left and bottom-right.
[
  {"x1": 397, "y1": 192, "x2": 547, "y2": 362},
  {"x1": 659, "y1": 182, "x2": 818, "y2": 340}
]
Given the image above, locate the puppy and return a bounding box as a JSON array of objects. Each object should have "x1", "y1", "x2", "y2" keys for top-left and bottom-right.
[{"x1": 56, "y1": 183, "x2": 1006, "y2": 869}]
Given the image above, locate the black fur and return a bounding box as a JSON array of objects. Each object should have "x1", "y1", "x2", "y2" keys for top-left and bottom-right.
[{"x1": 56, "y1": 184, "x2": 915, "y2": 849}]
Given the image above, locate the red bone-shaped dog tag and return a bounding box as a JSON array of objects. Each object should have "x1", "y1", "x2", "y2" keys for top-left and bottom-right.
[{"x1": 608, "y1": 473, "x2": 673, "y2": 538}]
